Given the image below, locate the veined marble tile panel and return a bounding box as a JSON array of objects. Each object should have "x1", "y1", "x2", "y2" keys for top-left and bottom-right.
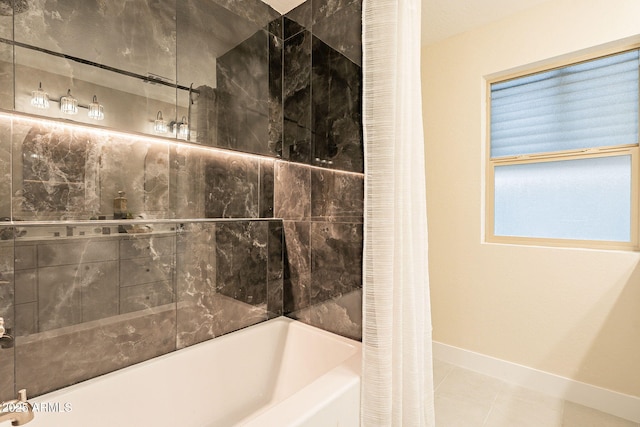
[
  {"x1": 311, "y1": 36, "x2": 363, "y2": 172},
  {"x1": 267, "y1": 221, "x2": 284, "y2": 318},
  {"x1": 283, "y1": 220, "x2": 311, "y2": 314},
  {"x1": 283, "y1": 29, "x2": 312, "y2": 164},
  {"x1": 310, "y1": 221, "x2": 362, "y2": 303},
  {"x1": 15, "y1": 305, "x2": 176, "y2": 397},
  {"x1": 274, "y1": 161, "x2": 311, "y2": 220},
  {"x1": 310, "y1": 167, "x2": 363, "y2": 222},
  {"x1": 0, "y1": 242, "x2": 14, "y2": 401}
]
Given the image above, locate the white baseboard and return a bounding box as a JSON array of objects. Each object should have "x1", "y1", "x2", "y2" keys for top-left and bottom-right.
[{"x1": 433, "y1": 341, "x2": 640, "y2": 423}]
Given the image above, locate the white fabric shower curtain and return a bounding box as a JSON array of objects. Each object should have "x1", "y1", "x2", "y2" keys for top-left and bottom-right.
[{"x1": 361, "y1": 0, "x2": 435, "y2": 426}]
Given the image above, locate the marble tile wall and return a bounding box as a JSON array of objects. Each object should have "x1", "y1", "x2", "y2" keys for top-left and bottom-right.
[
  {"x1": 0, "y1": 242, "x2": 14, "y2": 402},
  {"x1": 282, "y1": 0, "x2": 363, "y2": 173},
  {"x1": 0, "y1": 219, "x2": 282, "y2": 398},
  {"x1": 275, "y1": 161, "x2": 364, "y2": 340},
  {"x1": 0, "y1": 0, "x2": 363, "y2": 402},
  {"x1": 1, "y1": 0, "x2": 361, "y2": 170}
]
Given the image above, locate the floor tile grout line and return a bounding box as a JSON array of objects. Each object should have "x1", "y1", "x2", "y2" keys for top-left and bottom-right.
[
  {"x1": 433, "y1": 364, "x2": 455, "y2": 394},
  {"x1": 481, "y1": 387, "x2": 502, "y2": 427}
]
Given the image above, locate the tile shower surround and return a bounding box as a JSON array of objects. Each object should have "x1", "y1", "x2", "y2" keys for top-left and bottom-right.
[
  {"x1": 0, "y1": 115, "x2": 363, "y2": 400},
  {"x1": 0, "y1": 0, "x2": 363, "y2": 401}
]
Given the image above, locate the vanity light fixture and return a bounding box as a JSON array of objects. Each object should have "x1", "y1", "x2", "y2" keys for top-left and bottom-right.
[
  {"x1": 30, "y1": 82, "x2": 50, "y2": 109},
  {"x1": 154, "y1": 110, "x2": 167, "y2": 134},
  {"x1": 178, "y1": 116, "x2": 189, "y2": 140},
  {"x1": 88, "y1": 95, "x2": 104, "y2": 120},
  {"x1": 60, "y1": 89, "x2": 78, "y2": 115}
]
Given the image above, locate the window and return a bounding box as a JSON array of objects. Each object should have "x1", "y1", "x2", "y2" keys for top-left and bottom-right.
[{"x1": 487, "y1": 48, "x2": 640, "y2": 250}]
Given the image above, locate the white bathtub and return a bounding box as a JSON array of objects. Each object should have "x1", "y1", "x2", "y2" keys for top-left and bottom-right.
[{"x1": 25, "y1": 317, "x2": 361, "y2": 427}]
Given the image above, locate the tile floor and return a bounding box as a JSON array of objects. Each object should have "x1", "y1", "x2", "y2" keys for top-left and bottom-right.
[{"x1": 434, "y1": 358, "x2": 640, "y2": 427}]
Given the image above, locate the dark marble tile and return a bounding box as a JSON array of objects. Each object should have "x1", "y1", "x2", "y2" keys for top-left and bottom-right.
[
  {"x1": 311, "y1": 168, "x2": 364, "y2": 222},
  {"x1": 269, "y1": 34, "x2": 284, "y2": 158},
  {"x1": 312, "y1": 0, "x2": 362, "y2": 66},
  {"x1": 0, "y1": 9, "x2": 12, "y2": 39},
  {"x1": 37, "y1": 258, "x2": 121, "y2": 332},
  {"x1": 0, "y1": 41, "x2": 12, "y2": 111},
  {"x1": 216, "y1": 221, "x2": 268, "y2": 306},
  {"x1": 15, "y1": 305, "x2": 176, "y2": 397},
  {"x1": 14, "y1": 302, "x2": 37, "y2": 336},
  {"x1": 37, "y1": 240, "x2": 118, "y2": 268},
  {"x1": 285, "y1": 1, "x2": 312, "y2": 39},
  {"x1": 11, "y1": 119, "x2": 170, "y2": 221},
  {"x1": 0, "y1": 241, "x2": 13, "y2": 274},
  {"x1": 191, "y1": 86, "x2": 218, "y2": 147},
  {"x1": 37, "y1": 265, "x2": 83, "y2": 332},
  {"x1": 175, "y1": 223, "x2": 218, "y2": 348},
  {"x1": 0, "y1": 242, "x2": 13, "y2": 401},
  {"x1": 274, "y1": 161, "x2": 311, "y2": 220},
  {"x1": 120, "y1": 281, "x2": 174, "y2": 314},
  {"x1": 175, "y1": 221, "x2": 268, "y2": 347},
  {"x1": 176, "y1": 220, "x2": 274, "y2": 347},
  {"x1": 308, "y1": 288, "x2": 362, "y2": 340},
  {"x1": 120, "y1": 235, "x2": 175, "y2": 260},
  {"x1": 285, "y1": 307, "x2": 311, "y2": 324},
  {"x1": 178, "y1": 0, "x2": 272, "y2": 93},
  {"x1": 310, "y1": 222, "x2": 362, "y2": 303},
  {"x1": 13, "y1": 245, "x2": 35, "y2": 271},
  {"x1": 283, "y1": 221, "x2": 310, "y2": 314},
  {"x1": 287, "y1": 288, "x2": 361, "y2": 340},
  {"x1": 312, "y1": 0, "x2": 359, "y2": 25},
  {"x1": 177, "y1": 294, "x2": 267, "y2": 349},
  {"x1": 283, "y1": 17, "x2": 305, "y2": 41},
  {"x1": 119, "y1": 256, "x2": 174, "y2": 289},
  {"x1": 267, "y1": 221, "x2": 283, "y2": 318},
  {"x1": 169, "y1": 145, "x2": 208, "y2": 219},
  {"x1": 14, "y1": 0, "x2": 177, "y2": 82},
  {"x1": 216, "y1": 30, "x2": 271, "y2": 156},
  {"x1": 0, "y1": 120, "x2": 10, "y2": 219},
  {"x1": 204, "y1": 154, "x2": 260, "y2": 218},
  {"x1": 312, "y1": 36, "x2": 363, "y2": 173},
  {"x1": 141, "y1": 144, "x2": 171, "y2": 218},
  {"x1": 0, "y1": 344, "x2": 14, "y2": 401},
  {"x1": 260, "y1": 159, "x2": 275, "y2": 218},
  {"x1": 14, "y1": 270, "x2": 36, "y2": 305},
  {"x1": 98, "y1": 135, "x2": 170, "y2": 220},
  {"x1": 80, "y1": 260, "x2": 119, "y2": 323},
  {"x1": 0, "y1": 279, "x2": 13, "y2": 331},
  {"x1": 268, "y1": 17, "x2": 283, "y2": 39},
  {"x1": 208, "y1": 0, "x2": 280, "y2": 29},
  {"x1": 16, "y1": 124, "x2": 94, "y2": 218},
  {"x1": 283, "y1": 30, "x2": 312, "y2": 163}
]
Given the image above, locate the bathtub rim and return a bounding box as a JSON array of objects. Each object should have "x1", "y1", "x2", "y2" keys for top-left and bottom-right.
[{"x1": 27, "y1": 316, "x2": 362, "y2": 415}]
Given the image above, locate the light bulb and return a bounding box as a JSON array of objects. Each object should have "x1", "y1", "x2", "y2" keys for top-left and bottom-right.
[
  {"x1": 178, "y1": 116, "x2": 189, "y2": 140},
  {"x1": 60, "y1": 89, "x2": 78, "y2": 115},
  {"x1": 88, "y1": 95, "x2": 104, "y2": 120},
  {"x1": 154, "y1": 111, "x2": 167, "y2": 134},
  {"x1": 31, "y1": 82, "x2": 49, "y2": 109}
]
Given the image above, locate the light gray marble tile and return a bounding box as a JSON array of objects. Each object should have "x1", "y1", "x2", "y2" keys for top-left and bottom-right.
[{"x1": 15, "y1": 305, "x2": 176, "y2": 397}]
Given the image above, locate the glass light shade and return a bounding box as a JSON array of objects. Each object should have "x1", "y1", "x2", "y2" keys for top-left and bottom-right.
[
  {"x1": 88, "y1": 95, "x2": 104, "y2": 120},
  {"x1": 154, "y1": 111, "x2": 167, "y2": 134},
  {"x1": 178, "y1": 116, "x2": 189, "y2": 140},
  {"x1": 60, "y1": 89, "x2": 78, "y2": 115},
  {"x1": 30, "y1": 82, "x2": 49, "y2": 109}
]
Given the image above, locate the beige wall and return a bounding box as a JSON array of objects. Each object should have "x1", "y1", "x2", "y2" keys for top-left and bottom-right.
[{"x1": 422, "y1": 0, "x2": 640, "y2": 397}]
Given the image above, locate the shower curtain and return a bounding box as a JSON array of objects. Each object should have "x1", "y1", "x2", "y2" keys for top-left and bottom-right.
[{"x1": 361, "y1": 0, "x2": 435, "y2": 425}]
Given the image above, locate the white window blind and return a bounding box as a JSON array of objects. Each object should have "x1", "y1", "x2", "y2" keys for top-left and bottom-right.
[{"x1": 491, "y1": 50, "x2": 639, "y2": 158}]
